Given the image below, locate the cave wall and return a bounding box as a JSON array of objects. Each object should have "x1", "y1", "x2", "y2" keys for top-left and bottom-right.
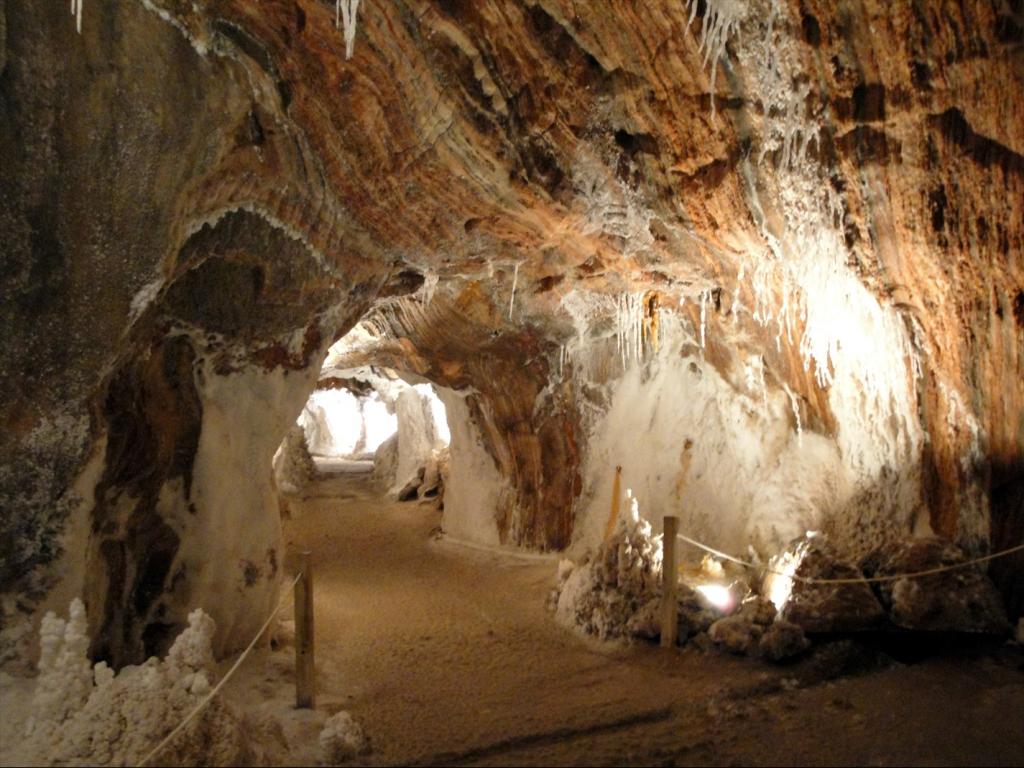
[
  {"x1": 0, "y1": 0, "x2": 394, "y2": 665},
  {"x1": 435, "y1": 386, "x2": 506, "y2": 547}
]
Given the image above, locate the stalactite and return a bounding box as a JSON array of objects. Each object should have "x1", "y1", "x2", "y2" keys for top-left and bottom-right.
[
  {"x1": 683, "y1": 0, "x2": 745, "y2": 120},
  {"x1": 70, "y1": 0, "x2": 83, "y2": 34},
  {"x1": 337, "y1": 0, "x2": 361, "y2": 60},
  {"x1": 508, "y1": 262, "x2": 521, "y2": 321}
]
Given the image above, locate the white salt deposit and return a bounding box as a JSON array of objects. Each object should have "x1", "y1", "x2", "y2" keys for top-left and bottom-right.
[
  {"x1": 571, "y1": 317, "x2": 847, "y2": 561},
  {"x1": 553, "y1": 494, "x2": 662, "y2": 640},
  {"x1": 19, "y1": 602, "x2": 257, "y2": 766},
  {"x1": 318, "y1": 711, "x2": 369, "y2": 763},
  {"x1": 435, "y1": 387, "x2": 505, "y2": 547}
]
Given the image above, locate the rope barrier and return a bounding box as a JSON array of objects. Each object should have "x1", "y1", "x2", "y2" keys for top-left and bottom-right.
[
  {"x1": 139, "y1": 571, "x2": 304, "y2": 767},
  {"x1": 675, "y1": 532, "x2": 1024, "y2": 586}
]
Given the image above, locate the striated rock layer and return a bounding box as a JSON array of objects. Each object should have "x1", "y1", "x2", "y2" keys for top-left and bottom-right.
[{"x1": 1, "y1": 0, "x2": 1021, "y2": 665}]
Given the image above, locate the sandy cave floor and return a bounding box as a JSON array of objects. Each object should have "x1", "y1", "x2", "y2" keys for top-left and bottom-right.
[
  {"x1": 222, "y1": 467, "x2": 1024, "y2": 767},
  {"x1": 2, "y1": 466, "x2": 1022, "y2": 766}
]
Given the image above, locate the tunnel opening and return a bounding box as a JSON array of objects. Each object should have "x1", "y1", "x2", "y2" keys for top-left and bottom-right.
[{"x1": 276, "y1": 358, "x2": 453, "y2": 501}]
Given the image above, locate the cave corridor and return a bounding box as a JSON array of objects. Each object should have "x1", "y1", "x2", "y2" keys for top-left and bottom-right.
[{"x1": 1, "y1": 1, "x2": 1023, "y2": 765}]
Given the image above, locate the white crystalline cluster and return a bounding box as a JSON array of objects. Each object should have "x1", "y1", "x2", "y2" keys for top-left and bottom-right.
[
  {"x1": 554, "y1": 493, "x2": 663, "y2": 639},
  {"x1": 683, "y1": 0, "x2": 746, "y2": 118},
  {"x1": 23, "y1": 603, "x2": 249, "y2": 767},
  {"x1": 27, "y1": 599, "x2": 93, "y2": 737},
  {"x1": 318, "y1": 711, "x2": 369, "y2": 764},
  {"x1": 165, "y1": 608, "x2": 217, "y2": 674}
]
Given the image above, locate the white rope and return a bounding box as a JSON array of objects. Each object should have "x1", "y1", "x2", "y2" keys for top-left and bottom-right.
[
  {"x1": 139, "y1": 571, "x2": 304, "y2": 767},
  {"x1": 676, "y1": 532, "x2": 1024, "y2": 586}
]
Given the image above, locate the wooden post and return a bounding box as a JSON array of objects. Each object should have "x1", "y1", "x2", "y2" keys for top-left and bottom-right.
[
  {"x1": 660, "y1": 516, "x2": 679, "y2": 648},
  {"x1": 295, "y1": 551, "x2": 316, "y2": 709}
]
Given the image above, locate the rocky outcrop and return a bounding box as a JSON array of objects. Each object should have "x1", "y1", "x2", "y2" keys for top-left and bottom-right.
[
  {"x1": 863, "y1": 537, "x2": 1010, "y2": 634},
  {"x1": 774, "y1": 538, "x2": 886, "y2": 634},
  {"x1": 758, "y1": 620, "x2": 811, "y2": 662}
]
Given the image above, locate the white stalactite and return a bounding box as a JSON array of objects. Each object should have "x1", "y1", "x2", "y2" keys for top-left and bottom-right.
[
  {"x1": 508, "y1": 262, "x2": 521, "y2": 321},
  {"x1": 70, "y1": 0, "x2": 83, "y2": 34},
  {"x1": 684, "y1": 0, "x2": 745, "y2": 120},
  {"x1": 699, "y1": 289, "x2": 709, "y2": 349},
  {"x1": 614, "y1": 293, "x2": 645, "y2": 370},
  {"x1": 337, "y1": 0, "x2": 361, "y2": 60}
]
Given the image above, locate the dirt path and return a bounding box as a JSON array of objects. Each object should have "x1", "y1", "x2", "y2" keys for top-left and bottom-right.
[{"x1": 230, "y1": 470, "x2": 1024, "y2": 766}]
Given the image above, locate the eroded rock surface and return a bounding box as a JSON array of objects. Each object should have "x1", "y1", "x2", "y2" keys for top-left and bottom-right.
[
  {"x1": 864, "y1": 537, "x2": 1010, "y2": 634},
  {"x1": 777, "y1": 539, "x2": 886, "y2": 634}
]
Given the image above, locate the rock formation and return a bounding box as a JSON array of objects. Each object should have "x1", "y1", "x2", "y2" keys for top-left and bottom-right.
[{"x1": 2, "y1": 0, "x2": 1021, "y2": 666}]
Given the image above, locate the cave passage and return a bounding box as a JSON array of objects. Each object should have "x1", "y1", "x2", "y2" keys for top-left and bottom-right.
[{"x1": 2, "y1": 0, "x2": 1023, "y2": 765}]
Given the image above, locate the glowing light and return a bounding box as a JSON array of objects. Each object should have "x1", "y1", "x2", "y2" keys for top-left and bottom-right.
[
  {"x1": 300, "y1": 389, "x2": 398, "y2": 457},
  {"x1": 362, "y1": 395, "x2": 398, "y2": 453},
  {"x1": 696, "y1": 584, "x2": 734, "y2": 612},
  {"x1": 763, "y1": 538, "x2": 812, "y2": 610},
  {"x1": 414, "y1": 384, "x2": 450, "y2": 446}
]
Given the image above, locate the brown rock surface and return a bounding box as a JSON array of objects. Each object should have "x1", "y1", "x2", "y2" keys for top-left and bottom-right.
[
  {"x1": 864, "y1": 536, "x2": 1010, "y2": 633},
  {"x1": 778, "y1": 538, "x2": 886, "y2": 633}
]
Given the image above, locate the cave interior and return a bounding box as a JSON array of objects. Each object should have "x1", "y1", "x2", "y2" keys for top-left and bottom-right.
[{"x1": 1, "y1": 0, "x2": 1023, "y2": 765}]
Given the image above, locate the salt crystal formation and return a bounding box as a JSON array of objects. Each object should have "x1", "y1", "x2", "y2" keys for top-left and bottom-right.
[
  {"x1": 553, "y1": 495, "x2": 662, "y2": 639},
  {"x1": 274, "y1": 425, "x2": 321, "y2": 495},
  {"x1": 23, "y1": 601, "x2": 257, "y2": 766},
  {"x1": 318, "y1": 711, "x2": 369, "y2": 764}
]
